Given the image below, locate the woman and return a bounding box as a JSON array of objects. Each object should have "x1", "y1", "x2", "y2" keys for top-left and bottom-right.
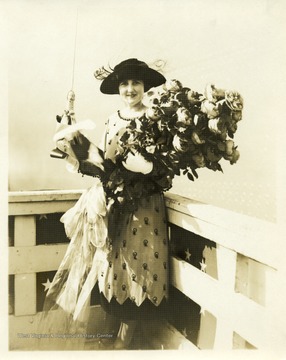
[
  {"x1": 94, "y1": 59, "x2": 169, "y2": 349},
  {"x1": 52, "y1": 59, "x2": 169, "y2": 350}
]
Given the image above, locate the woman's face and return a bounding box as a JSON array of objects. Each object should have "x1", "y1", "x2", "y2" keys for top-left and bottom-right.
[{"x1": 119, "y1": 79, "x2": 144, "y2": 108}]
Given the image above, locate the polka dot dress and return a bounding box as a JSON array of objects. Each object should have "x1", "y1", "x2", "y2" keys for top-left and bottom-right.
[{"x1": 98, "y1": 112, "x2": 169, "y2": 316}]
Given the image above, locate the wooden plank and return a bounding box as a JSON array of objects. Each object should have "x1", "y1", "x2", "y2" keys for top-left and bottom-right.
[
  {"x1": 199, "y1": 245, "x2": 236, "y2": 349},
  {"x1": 167, "y1": 208, "x2": 279, "y2": 270},
  {"x1": 235, "y1": 253, "x2": 249, "y2": 296},
  {"x1": 8, "y1": 190, "x2": 281, "y2": 268},
  {"x1": 197, "y1": 311, "x2": 216, "y2": 350},
  {"x1": 14, "y1": 274, "x2": 37, "y2": 316},
  {"x1": 9, "y1": 200, "x2": 77, "y2": 216},
  {"x1": 170, "y1": 256, "x2": 285, "y2": 350},
  {"x1": 14, "y1": 216, "x2": 36, "y2": 246},
  {"x1": 216, "y1": 245, "x2": 237, "y2": 289},
  {"x1": 141, "y1": 319, "x2": 199, "y2": 350},
  {"x1": 14, "y1": 216, "x2": 37, "y2": 316},
  {"x1": 197, "y1": 246, "x2": 217, "y2": 349},
  {"x1": 9, "y1": 244, "x2": 68, "y2": 275},
  {"x1": 9, "y1": 312, "x2": 40, "y2": 350},
  {"x1": 213, "y1": 318, "x2": 233, "y2": 350},
  {"x1": 248, "y1": 259, "x2": 266, "y2": 306},
  {"x1": 165, "y1": 192, "x2": 276, "y2": 238},
  {"x1": 8, "y1": 189, "x2": 83, "y2": 203},
  {"x1": 9, "y1": 306, "x2": 104, "y2": 351}
]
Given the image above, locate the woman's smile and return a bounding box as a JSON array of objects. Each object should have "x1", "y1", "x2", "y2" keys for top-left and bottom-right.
[{"x1": 119, "y1": 79, "x2": 144, "y2": 109}]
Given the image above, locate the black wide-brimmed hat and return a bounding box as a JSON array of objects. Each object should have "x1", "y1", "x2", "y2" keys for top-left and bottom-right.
[{"x1": 99, "y1": 58, "x2": 166, "y2": 94}]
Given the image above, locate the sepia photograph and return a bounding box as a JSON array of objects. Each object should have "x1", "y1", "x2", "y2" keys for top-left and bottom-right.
[{"x1": 2, "y1": 0, "x2": 286, "y2": 359}]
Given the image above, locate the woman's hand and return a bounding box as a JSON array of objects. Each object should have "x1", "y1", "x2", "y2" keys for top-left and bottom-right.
[{"x1": 122, "y1": 151, "x2": 153, "y2": 174}]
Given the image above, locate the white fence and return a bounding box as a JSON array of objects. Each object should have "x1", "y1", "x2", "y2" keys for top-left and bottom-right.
[{"x1": 8, "y1": 190, "x2": 286, "y2": 351}]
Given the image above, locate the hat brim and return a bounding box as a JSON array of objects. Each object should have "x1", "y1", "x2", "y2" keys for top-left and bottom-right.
[{"x1": 100, "y1": 66, "x2": 166, "y2": 94}]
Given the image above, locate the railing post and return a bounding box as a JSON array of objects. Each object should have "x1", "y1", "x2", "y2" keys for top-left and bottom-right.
[
  {"x1": 213, "y1": 245, "x2": 237, "y2": 349},
  {"x1": 14, "y1": 215, "x2": 37, "y2": 316}
]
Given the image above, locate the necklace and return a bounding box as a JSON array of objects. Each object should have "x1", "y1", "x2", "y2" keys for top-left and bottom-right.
[{"x1": 117, "y1": 110, "x2": 145, "y2": 121}]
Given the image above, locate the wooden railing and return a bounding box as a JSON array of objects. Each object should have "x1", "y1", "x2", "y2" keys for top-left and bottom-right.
[{"x1": 8, "y1": 190, "x2": 286, "y2": 351}]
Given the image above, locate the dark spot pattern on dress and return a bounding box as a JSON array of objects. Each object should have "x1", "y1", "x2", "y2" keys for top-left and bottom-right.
[{"x1": 102, "y1": 188, "x2": 169, "y2": 307}]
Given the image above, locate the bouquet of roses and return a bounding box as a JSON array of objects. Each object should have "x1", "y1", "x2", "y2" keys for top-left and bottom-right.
[
  {"x1": 99, "y1": 79, "x2": 243, "y2": 209},
  {"x1": 56, "y1": 80, "x2": 243, "y2": 211}
]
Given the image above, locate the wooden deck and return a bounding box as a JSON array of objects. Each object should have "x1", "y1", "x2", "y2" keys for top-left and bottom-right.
[{"x1": 8, "y1": 190, "x2": 286, "y2": 351}]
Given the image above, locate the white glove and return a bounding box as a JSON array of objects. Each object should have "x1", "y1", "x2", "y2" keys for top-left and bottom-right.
[
  {"x1": 56, "y1": 138, "x2": 79, "y2": 173},
  {"x1": 56, "y1": 138, "x2": 77, "y2": 158},
  {"x1": 122, "y1": 151, "x2": 153, "y2": 174}
]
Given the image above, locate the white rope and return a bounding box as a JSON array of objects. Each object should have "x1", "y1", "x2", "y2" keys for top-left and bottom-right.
[{"x1": 71, "y1": 7, "x2": 79, "y2": 91}]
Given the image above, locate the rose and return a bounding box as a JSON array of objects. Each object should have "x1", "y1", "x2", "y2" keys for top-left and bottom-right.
[
  {"x1": 160, "y1": 99, "x2": 179, "y2": 116},
  {"x1": 228, "y1": 122, "x2": 238, "y2": 134},
  {"x1": 208, "y1": 118, "x2": 221, "y2": 134},
  {"x1": 164, "y1": 79, "x2": 183, "y2": 92},
  {"x1": 224, "y1": 148, "x2": 240, "y2": 164},
  {"x1": 146, "y1": 107, "x2": 161, "y2": 121},
  {"x1": 204, "y1": 84, "x2": 225, "y2": 102},
  {"x1": 176, "y1": 107, "x2": 192, "y2": 125},
  {"x1": 231, "y1": 111, "x2": 242, "y2": 122},
  {"x1": 191, "y1": 131, "x2": 205, "y2": 145},
  {"x1": 201, "y1": 100, "x2": 220, "y2": 119},
  {"x1": 145, "y1": 90, "x2": 160, "y2": 107},
  {"x1": 225, "y1": 139, "x2": 234, "y2": 155},
  {"x1": 172, "y1": 134, "x2": 189, "y2": 152},
  {"x1": 192, "y1": 153, "x2": 205, "y2": 168},
  {"x1": 187, "y1": 90, "x2": 202, "y2": 104},
  {"x1": 225, "y1": 91, "x2": 243, "y2": 111},
  {"x1": 206, "y1": 147, "x2": 222, "y2": 162}
]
